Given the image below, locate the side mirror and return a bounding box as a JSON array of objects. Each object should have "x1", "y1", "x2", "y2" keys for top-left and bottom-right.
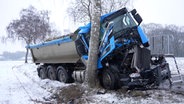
[
  {"x1": 104, "y1": 21, "x2": 114, "y2": 29},
  {"x1": 106, "y1": 21, "x2": 114, "y2": 29},
  {"x1": 131, "y1": 9, "x2": 137, "y2": 16},
  {"x1": 133, "y1": 13, "x2": 142, "y2": 25},
  {"x1": 105, "y1": 22, "x2": 109, "y2": 28}
]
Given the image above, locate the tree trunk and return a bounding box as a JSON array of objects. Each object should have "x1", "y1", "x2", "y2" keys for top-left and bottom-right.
[
  {"x1": 25, "y1": 47, "x2": 29, "y2": 63},
  {"x1": 85, "y1": 0, "x2": 101, "y2": 88}
]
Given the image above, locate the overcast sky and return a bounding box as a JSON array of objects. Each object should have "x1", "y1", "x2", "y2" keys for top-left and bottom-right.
[{"x1": 0, "y1": 0, "x2": 184, "y2": 54}]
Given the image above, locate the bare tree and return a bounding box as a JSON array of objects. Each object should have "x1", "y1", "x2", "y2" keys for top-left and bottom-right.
[
  {"x1": 6, "y1": 6, "x2": 53, "y2": 63},
  {"x1": 67, "y1": 0, "x2": 128, "y2": 23},
  {"x1": 85, "y1": 0, "x2": 101, "y2": 88},
  {"x1": 101, "y1": 0, "x2": 129, "y2": 13},
  {"x1": 0, "y1": 36, "x2": 7, "y2": 43}
]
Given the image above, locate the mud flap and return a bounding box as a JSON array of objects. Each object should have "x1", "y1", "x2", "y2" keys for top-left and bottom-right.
[{"x1": 152, "y1": 66, "x2": 162, "y2": 86}]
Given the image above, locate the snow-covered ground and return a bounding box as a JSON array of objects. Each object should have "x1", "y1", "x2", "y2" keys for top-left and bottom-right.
[
  {"x1": 0, "y1": 61, "x2": 68, "y2": 104},
  {"x1": 0, "y1": 58, "x2": 184, "y2": 104}
]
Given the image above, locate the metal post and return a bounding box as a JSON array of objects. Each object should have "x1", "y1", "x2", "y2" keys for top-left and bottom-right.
[
  {"x1": 162, "y1": 36, "x2": 164, "y2": 50},
  {"x1": 167, "y1": 35, "x2": 170, "y2": 54}
]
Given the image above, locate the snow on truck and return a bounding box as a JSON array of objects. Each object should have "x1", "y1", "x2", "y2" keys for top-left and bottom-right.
[{"x1": 27, "y1": 8, "x2": 172, "y2": 90}]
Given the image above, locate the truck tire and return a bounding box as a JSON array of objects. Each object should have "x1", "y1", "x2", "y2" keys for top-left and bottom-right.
[
  {"x1": 38, "y1": 66, "x2": 47, "y2": 79},
  {"x1": 102, "y1": 69, "x2": 117, "y2": 90},
  {"x1": 57, "y1": 66, "x2": 70, "y2": 83},
  {"x1": 47, "y1": 65, "x2": 57, "y2": 80}
]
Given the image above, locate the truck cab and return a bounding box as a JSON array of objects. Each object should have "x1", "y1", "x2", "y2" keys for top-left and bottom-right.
[{"x1": 75, "y1": 8, "x2": 171, "y2": 89}]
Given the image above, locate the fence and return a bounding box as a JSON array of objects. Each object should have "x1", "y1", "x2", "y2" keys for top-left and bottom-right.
[{"x1": 148, "y1": 35, "x2": 174, "y2": 55}]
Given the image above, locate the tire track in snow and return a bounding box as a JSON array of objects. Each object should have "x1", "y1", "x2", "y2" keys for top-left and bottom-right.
[
  {"x1": 11, "y1": 65, "x2": 54, "y2": 103},
  {"x1": 11, "y1": 66, "x2": 36, "y2": 104},
  {"x1": 0, "y1": 61, "x2": 33, "y2": 104}
]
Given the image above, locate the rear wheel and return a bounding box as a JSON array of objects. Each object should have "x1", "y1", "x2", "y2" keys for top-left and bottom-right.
[
  {"x1": 57, "y1": 66, "x2": 70, "y2": 83},
  {"x1": 47, "y1": 65, "x2": 57, "y2": 80},
  {"x1": 38, "y1": 66, "x2": 47, "y2": 79}
]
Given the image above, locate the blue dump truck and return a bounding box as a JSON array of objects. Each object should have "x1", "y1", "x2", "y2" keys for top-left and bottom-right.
[{"x1": 27, "y1": 8, "x2": 171, "y2": 90}]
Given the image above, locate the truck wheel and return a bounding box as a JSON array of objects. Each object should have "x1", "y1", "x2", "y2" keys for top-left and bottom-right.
[
  {"x1": 102, "y1": 69, "x2": 116, "y2": 90},
  {"x1": 38, "y1": 66, "x2": 47, "y2": 79},
  {"x1": 47, "y1": 65, "x2": 57, "y2": 80},
  {"x1": 57, "y1": 66, "x2": 69, "y2": 83}
]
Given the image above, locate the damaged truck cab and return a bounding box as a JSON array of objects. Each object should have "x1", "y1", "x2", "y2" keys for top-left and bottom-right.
[{"x1": 28, "y1": 8, "x2": 171, "y2": 90}]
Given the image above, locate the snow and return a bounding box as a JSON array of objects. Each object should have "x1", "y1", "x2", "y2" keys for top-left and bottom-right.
[
  {"x1": 0, "y1": 61, "x2": 67, "y2": 104},
  {"x1": 0, "y1": 58, "x2": 184, "y2": 103}
]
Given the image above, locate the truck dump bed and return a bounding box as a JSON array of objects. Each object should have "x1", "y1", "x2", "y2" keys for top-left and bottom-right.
[{"x1": 27, "y1": 36, "x2": 80, "y2": 64}]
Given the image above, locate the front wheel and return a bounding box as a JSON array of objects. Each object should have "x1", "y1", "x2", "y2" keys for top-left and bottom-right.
[{"x1": 102, "y1": 69, "x2": 120, "y2": 90}]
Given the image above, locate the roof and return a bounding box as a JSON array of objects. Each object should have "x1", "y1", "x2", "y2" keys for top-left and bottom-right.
[{"x1": 78, "y1": 7, "x2": 127, "y2": 34}]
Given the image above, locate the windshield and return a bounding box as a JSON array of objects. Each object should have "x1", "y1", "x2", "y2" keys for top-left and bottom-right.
[{"x1": 102, "y1": 13, "x2": 137, "y2": 34}]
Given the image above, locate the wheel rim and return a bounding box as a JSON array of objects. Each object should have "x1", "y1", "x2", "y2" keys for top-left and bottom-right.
[
  {"x1": 58, "y1": 70, "x2": 66, "y2": 82},
  {"x1": 48, "y1": 67, "x2": 56, "y2": 80},
  {"x1": 48, "y1": 69, "x2": 55, "y2": 80}
]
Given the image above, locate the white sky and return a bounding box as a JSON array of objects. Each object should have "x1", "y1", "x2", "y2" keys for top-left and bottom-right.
[{"x1": 0, "y1": 0, "x2": 184, "y2": 54}]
